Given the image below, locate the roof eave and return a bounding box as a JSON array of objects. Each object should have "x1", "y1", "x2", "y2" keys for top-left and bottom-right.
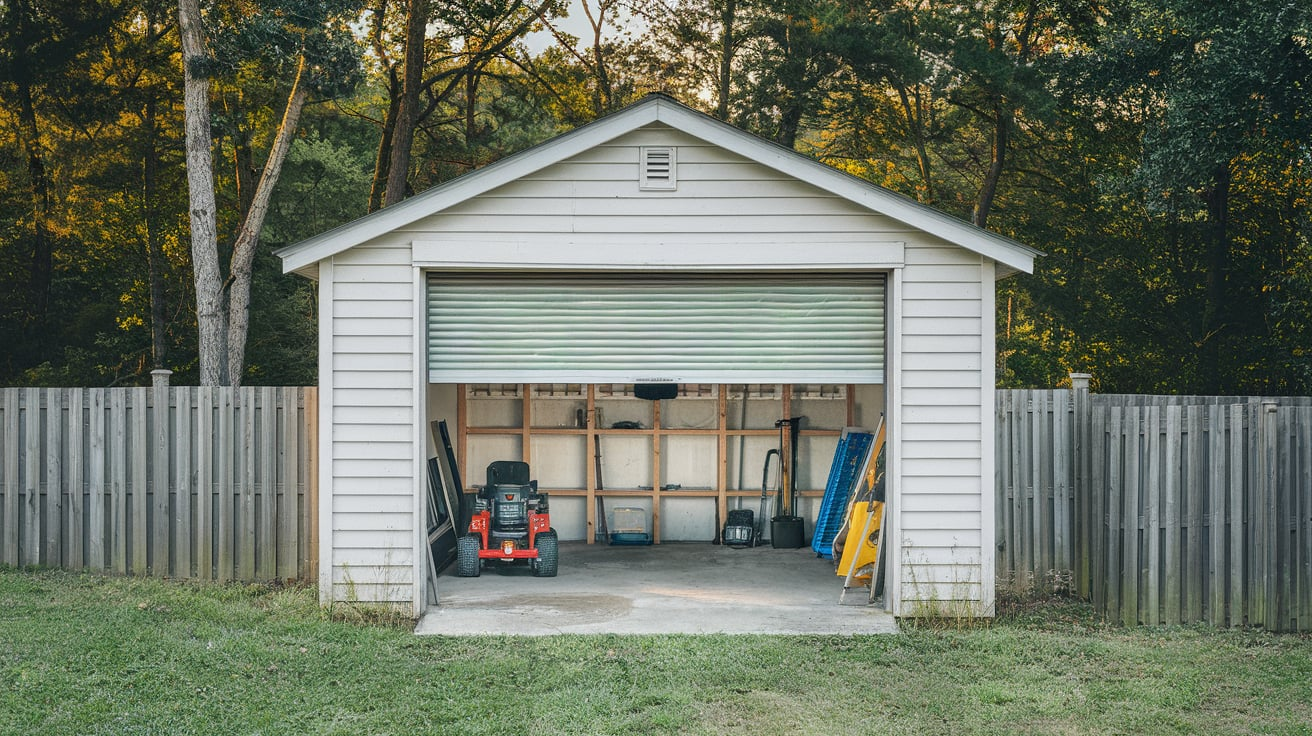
[
  {"x1": 277, "y1": 95, "x2": 1041, "y2": 275},
  {"x1": 276, "y1": 101, "x2": 666, "y2": 274}
]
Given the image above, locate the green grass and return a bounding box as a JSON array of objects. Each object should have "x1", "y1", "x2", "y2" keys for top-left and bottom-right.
[{"x1": 3, "y1": 568, "x2": 1311, "y2": 735}]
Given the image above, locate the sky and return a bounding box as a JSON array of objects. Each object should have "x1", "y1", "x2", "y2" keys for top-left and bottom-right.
[{"x1": 522, "y1": 0, "x2": 644, "y2": 55}]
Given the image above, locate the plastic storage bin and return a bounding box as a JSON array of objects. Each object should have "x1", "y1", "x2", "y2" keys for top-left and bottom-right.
[{"x1": 610, "y1": 506, "x2": 652, "y2": 545}]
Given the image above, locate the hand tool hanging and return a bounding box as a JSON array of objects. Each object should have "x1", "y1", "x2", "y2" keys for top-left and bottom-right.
[
  {"x1": 770, "y1": 416, "x2": 806, "y2": 548},
  {"x1": 594, "y1": 407, "x2": 608, "y2": 543}
]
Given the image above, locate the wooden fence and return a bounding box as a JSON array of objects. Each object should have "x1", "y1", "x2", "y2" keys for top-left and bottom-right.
[
  {"x1": 0, "y1": 386, "x2": 317, "y2": 582},
  {"x1": 997, "y1": 386, "x2": 1312, "y2": 630}
]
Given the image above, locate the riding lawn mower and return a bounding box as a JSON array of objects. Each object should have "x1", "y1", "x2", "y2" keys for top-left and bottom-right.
[{"x1": 456, "y1": 460, "x2": 558, "y2": 577}]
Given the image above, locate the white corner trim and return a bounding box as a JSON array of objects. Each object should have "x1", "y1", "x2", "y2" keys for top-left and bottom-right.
[
  {"x1": 886, "y1": 266, "x2": 903, "y2": 615},
  {"x1": 413, "y1": 239, "x2": 906, "y2": 271},
  {"x1": 980, "y1": 259, "x2": 997, "y2": 616},
  {"x1": 412, "y1": 267, "x2": 428, "y2": 617},
  {"x1": 317, "y1": 258, "x2": 334, "y2": 604}
]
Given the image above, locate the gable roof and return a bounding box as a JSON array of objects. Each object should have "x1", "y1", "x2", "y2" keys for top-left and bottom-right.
[{"x1": 276, "y1": 94, "x2": 1041, "y2": 276}]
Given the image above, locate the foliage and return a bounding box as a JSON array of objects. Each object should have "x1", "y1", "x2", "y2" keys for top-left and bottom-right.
[{"x1": 0, "y1": 0, "x2": 1310, "y2": 392}]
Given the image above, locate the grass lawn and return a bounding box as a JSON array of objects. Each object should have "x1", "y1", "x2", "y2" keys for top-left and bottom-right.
[{"x1": 2, "y1": 568, "x2": 1310, "y2": 735}]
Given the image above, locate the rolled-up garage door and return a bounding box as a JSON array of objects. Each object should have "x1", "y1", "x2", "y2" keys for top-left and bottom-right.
[{"x1": 427, "y1": 273, "x2": 885, "y2": 384}]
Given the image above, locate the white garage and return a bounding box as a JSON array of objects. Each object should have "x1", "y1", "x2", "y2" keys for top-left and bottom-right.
[{"x1": 277, "y1": 94, "x2": 1037, "y2": 621}]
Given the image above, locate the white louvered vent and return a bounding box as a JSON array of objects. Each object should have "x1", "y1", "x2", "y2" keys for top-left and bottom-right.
[{"x1": 640, "y1": 146, "x2": 677, "y2": 190}]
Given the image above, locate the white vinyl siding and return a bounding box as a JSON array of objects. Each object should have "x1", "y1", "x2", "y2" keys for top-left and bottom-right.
[
  {"x1": 402, "y1": 126, "x2": 907, "y2": 243},
  {"x1": 308, "y1": 118, "x2": 1009, "y2": 615},
  {"x1": 896, "y1": 242, "x2": 990, "y2": 613},
  {"x1": 325, "y1": 239, "x2": 416, "y2": 606}
]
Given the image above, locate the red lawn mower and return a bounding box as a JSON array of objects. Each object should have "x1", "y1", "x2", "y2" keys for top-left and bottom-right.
[{"x1": 456, "y1": 460, "x2": 558, "y2": 577}]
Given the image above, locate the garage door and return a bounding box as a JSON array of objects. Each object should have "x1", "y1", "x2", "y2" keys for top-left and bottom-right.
[{"x1": 426, "y1": 273, "x2": 885, "y2": 383}]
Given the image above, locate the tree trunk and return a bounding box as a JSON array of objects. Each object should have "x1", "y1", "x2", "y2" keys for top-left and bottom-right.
[
  {"x1": 225, "y1": 58, "x2": 311, "y2": 386},
  {"x1": 367, "y1": 0, "x2": 397, "y2": 213},
  {"x1": 776, "y1": 102, "x2": 803, "y2": 149},
  {"x1": 179, "y1": 0, "x2": 224, "y2": 387},
  {"x1": 384, "y1": 0, "x2": 428, "y2": 207},
  {"x1": 464, "y1": 55, "x2": 479, "y2": 167},
  {"x1": 144, "y1": 95, "x2": 168, "y2": 370},
  {"x1": 895, "y1": 82, "x2": 933, "y2": 203},
  {"x1": 1198, "y1": 163, "x2": 1230, "y2": 394},
  {"x1": 369, "y1": 80, "x2": 399, "y2": 212},
  {"x1": 233, "y1": 127, "x2": 257, "y2": 222},
  {"x1": 973, "y1": 105, "x2": 1010, "y2": 228},
  {"x1": 716, "y1": 0, "x2": 737, "y2": 121}
]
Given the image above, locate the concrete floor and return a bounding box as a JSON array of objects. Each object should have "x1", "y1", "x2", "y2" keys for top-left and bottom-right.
[{"x1": 415, "y1": 542, "x2": 898, "y2": 635}]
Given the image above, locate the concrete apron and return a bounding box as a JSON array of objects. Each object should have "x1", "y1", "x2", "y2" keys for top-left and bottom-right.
[{"x1": 415, "y1": 542, "x2": 898, "y2": 635}]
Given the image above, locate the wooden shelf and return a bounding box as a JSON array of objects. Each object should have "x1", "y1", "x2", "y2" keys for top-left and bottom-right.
[{"x1": 459, "y1": 383, "x2": 852, "y2": 544}]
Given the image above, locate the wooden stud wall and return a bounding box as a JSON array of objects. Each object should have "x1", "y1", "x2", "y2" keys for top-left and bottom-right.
[{"x1": 459, "y1": 384, "x2": 853, "y2": 543}]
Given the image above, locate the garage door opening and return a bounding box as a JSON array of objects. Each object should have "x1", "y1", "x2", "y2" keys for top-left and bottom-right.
[
  {"x1": 421, "y1": 381, "x2": 893, "y2": 632},
  {"x1": 420, "y1": 271, "x2": 890, "y2": 627}
]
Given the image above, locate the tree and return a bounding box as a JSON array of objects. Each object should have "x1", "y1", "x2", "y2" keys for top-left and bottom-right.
[
  {"x1": 369, "y1": 0, "x2": 562, "y2": 209},
  {"x1": 0, "y1": 0, "x2": 124, "y2": 370},
  {"x1": 179, "y1": 0, "x2": 363, "y2": 386},
  {"x1": 1075, "y1": 0, "x2": 1312, "y2": 392},
  {"x1": 734, "y1": 0, "x2": 843, "y2": 148}
]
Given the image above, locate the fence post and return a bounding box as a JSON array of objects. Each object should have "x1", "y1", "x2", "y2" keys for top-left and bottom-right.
[
  {"x1": 1070, "y1": 373, "x2": 1092, "y2": 597},
  {"x1": 1259, "y1": 401, "x2": 1279, "y2": 629}
]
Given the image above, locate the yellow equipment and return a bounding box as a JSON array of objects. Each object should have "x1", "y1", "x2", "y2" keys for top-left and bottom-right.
[
  {"x1": 833, "y1": 417, "x2": 886, "y2": 600},
  {"x1": 836, "y1": 499, "x2": 884, "y2": 583}
]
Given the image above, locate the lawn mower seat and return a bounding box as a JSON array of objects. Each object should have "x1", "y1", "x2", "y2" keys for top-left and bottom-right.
[
  {"x1": 487, "y1": 460, "x2": 531, "y2": 489},
  {"x1": 482, "y1": 461, "x2": 539, "y2": 536}
]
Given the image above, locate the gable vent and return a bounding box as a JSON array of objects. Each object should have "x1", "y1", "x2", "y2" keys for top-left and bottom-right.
[{"x1": 640, "y1": 146, "x2": 677, "y2": 190}]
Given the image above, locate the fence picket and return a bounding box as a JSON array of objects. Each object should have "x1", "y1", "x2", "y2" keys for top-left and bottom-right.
[
  {"x1": 1090, "y1": 400, "x2": 1106, "y2": 610},
  {"x1": 1229, "y1": 405, "x2": 1245, "y2": 627},
  {"x1": 217, "y1": 389, "x2": 234, "y2": 582},
  {"x1": 279, "y1": 386, "x2": 299, "y2": 580},
  {"x1": 1105, "y1": 405, "x2": 1122, "y2": 621},
  {"x1": 24, "y1": 388, "x2": 41, "y2": 566},
  {"x1": 110, "y1": 390, "x2": 127, "y2": 574},
  {"x1": 175, "y1": 388, "x2": 192, "y2": 579},
  {"x1": 1258, "y1": 403, "x2": 1277, "y2": 628},
  {"x1": 1124, "y1": 406, "x2": 1141, "y2": 626},
  {"x1": 1053, "y1": 392, "x2": 1069, "y2": 574},
  {"x1": 1164, "y1": 404, "x2": 1182, "y2": 625},
  {"x1": 1207, "y1": 405, "x2": 1225, "y2": 626},
  {"x1": 1184, "y1": 405, "x2": 1203, "y2": 623},
  {"x1": 1278, "y1": 407, "x2": 1293, "y2": 630},
  {"x1": 1010, "y1": 390, "x2": 1023, "y2": 581},
  {"x1": 1300, "y1": 407, "x2": 1312, "y2": 631},
  {"x1": 88, "y1": 389, "x2": 106, "y2": 571},
  {"x1": 68, "y1": 388, "x2": 83, "y2": 571},
  {"x1": 259, "y1": 386, "x2": 276, "y2": 581},
  {"x1": 1144, "y1": 405, "x2": 1161, "y2": 625},
  {"x1": 1035, "y1": 391, "x2": 1050, "y2": 577},
  {"x1": 45, "y1": 389, "x2": 63, "y2": 566},
  {"x1": 196, "y1": 387, "x2": 214, "y2": 581},
  {"x1": 3, "y1": 389, "x2": 19, "y2": 566},
  {"x1": 241, "y1": 388, "x2": 257, "y2": 581},
  {"x1": 131, "y1": 388, "x2": 148, "y2": 575}
]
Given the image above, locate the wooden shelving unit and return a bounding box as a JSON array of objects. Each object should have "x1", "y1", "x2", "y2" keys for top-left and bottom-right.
[{"x1": 458, "y1": 383, "x2": 853, "y2": 543}]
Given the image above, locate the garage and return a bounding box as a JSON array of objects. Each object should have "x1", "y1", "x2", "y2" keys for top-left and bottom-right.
[{"x1": 277, "y1": 93, "x2": 1038, "y2": 625}]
